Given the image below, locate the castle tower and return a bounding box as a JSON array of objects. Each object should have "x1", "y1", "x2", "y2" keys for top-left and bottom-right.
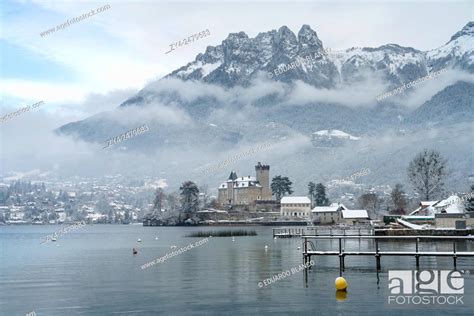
[
  {"x1": 255, "y1": 162, "x2": 271, "y2": 200},
  {"x1": 226, "y1": 171, "x2": 237, "y2": 204}
]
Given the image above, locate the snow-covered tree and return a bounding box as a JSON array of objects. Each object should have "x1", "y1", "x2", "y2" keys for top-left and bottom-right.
[{"x1": 408, "y1": 149, "x2": 448, "y2": 200}]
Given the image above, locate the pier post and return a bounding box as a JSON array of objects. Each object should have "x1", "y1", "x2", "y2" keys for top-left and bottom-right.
[
  {"x1": 338, "y1": 238, "x2": 345, "y2": 271},
  {"x1": 375, "y1": 239, "x2": 381, "y2": 271},
  {"x1": 416, "y1": 238, "x2": 420, "y2": 268},
  {"x1": 453, "y1": 241, "x2": 457, "y2": 268}
]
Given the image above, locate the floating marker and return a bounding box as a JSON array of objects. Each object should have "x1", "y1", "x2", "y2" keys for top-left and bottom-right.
[{"x1": 335, "y1": 277, "x2": 348, "y2": 291}]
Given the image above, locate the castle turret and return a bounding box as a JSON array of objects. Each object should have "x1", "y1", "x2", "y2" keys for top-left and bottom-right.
[
  {"x1": 226, "y1": 171, "x2": 237, "y2": 204},
  {"x1": 255, "y1": 162, "x2": 271, "y2": 200}
]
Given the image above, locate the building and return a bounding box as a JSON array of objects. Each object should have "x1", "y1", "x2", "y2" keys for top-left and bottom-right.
[
  {"x1": 434, "y1": 213, "x2": 467, "y2": 228},
  {"x1": 341, "y1": 209, "x2": 370, "y2": 225},
  {"x1": 217, "y1": 162, "x2": 272, "y2": 207},
  {"x1": 311, "y1": 203, "x2": 347, "y2": 224},
  {"x1": 403, "y1": 195, "x2": 467, "y2": 223},
  {"x1": 280, "y1": 196, "x2": 311, "y2": 218}
]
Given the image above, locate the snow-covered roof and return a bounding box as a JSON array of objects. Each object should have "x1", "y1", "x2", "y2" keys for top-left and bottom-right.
[
  {"x1": 311, "y1": 206, "x2": 340, "y2": 213},
  {"x1": 397, "y1": 218, "x2": 429, "y2": 230},
  {"x1": 330, "y1": 203, "x2": 348, "y2": 210},
  {"x1": 342, "y1": 210, "x2": 369, "y2": 219},
  {"x1": 281, "y1": 196, "x2": 311, "y2": 204},
  {"x1": 435, "y1": 196, "x2": 465, "y2": 214},
  {"x1": 219, "y1": 178, "x2": 261, "y2": 189},
  {"x1": 420, "y1": 201, "x2": 438, "y2": 207},
  {"x1": 236, "y1": 176, "x2": 256, "y2": 182},
  {"x1": 410, "y1": 196, "x2": 466, "y2": 215},
  {"x1": 235, "y1": 181, "x2": 260, "y2": 188}
]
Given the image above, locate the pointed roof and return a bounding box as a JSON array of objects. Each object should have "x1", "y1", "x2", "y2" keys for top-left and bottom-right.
[{"x1": 228, "y1": 171, "x2": 238, "y2": 181}]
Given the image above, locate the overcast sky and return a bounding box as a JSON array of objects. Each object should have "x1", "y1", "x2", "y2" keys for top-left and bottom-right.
[{"x1": 1, "y1": 0, "x2": 472, "y2": 117}]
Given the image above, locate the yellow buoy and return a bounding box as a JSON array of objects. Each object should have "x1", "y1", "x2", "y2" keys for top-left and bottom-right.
[{"x1": 335, "y1": 277, "x2": 348, "y2": 291}]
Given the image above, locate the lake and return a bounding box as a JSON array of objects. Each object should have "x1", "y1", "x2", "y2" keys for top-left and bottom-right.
[{"x1": 0, "y1": 225, "x2": 473, "y2": 315}]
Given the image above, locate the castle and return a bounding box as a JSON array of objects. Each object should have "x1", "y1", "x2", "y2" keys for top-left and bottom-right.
[{"x1": 217, "y1": 162, "x2": 272, "y2": 207}]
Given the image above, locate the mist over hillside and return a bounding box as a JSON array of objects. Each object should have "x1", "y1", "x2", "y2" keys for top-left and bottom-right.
[{"x1": 5, "y1": 23, "x2": 474, "y2": 194}]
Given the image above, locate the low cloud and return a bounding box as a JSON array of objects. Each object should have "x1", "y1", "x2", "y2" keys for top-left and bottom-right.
[
  {"x1": 104, "y1": 102, "x2": 193, "y2": 127},
  {"x1": 285, "y1": 75, "x2": 386, "y2": 107},
  {"x1": 386, "y1": 69, "x2": 474, "y2": 108}
]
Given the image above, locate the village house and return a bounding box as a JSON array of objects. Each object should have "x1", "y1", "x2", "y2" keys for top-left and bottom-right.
[
  {"x1": 311, "y1": 203, "x2": 348, "y2": 224},
  {"x1": 280, "y1": 196, "x2": 311, "y2": 218},
  {"x1": 341, "y1": 209, "x2": 370, "y2": 225}
]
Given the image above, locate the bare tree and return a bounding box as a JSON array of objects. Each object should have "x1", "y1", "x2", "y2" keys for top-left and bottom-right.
[
  {"x1": 408, "y1": 149, "x2": 448, "y2": 200},
  {"x1": 199, "y1": 184, "x2": 209, "y2": 208},
  {"x1": 358, "y1": 193, "x2": 380, "y2": 218},
  {"x1": 390, "y1": 184, "x2": 407, "y2": 214},
  {"x1": 152, "y1": 188, "x2": 165, "y2": 214}
]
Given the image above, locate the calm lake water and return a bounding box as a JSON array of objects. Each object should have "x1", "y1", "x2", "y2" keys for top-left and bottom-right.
[{"x1": 0, "y1": 225, "x2": 473, "y2": 315}]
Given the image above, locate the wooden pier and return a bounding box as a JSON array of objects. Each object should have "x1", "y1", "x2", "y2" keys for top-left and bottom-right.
[
  {"x1": 273, "y1": 226, "x2": 373, "y2": 238},
  {"x1": 302, "y1": 235, "x2": 474, "y2": 271},
  {"x1": 272, "y1": 227, "x2": 306, "y2": 238}
]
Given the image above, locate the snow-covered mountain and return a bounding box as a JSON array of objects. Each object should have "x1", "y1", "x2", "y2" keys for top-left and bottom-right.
[
  {"x1": 56, "y1": 22, "x2": 474, "y2": 191},
  {"x1": 313, "y1": 129, "x2": 360, "y2": 140},
  {"x1": 311, "y1": 130, "x2": 360, "y2": 147},
  {"x1": 427, "y1": 21, "x2": 474, "y2": 72},
  {"x1": 168, "y1": 23, "x2": 473, "y2": 88}
]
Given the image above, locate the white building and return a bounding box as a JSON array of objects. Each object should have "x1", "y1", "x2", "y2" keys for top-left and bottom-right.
[
  {"x1": 405, "y1": 195, "x2": 468, "y2": 222},
  {"x1": 280, "y1": 196, "x2": 311, "y2": 218},
  {"x1": 341, "y1": 209, "x2": 369, "y2": 224},
  {"x1": 311, "y1": 203, "x2": 348, "y2": 224}
]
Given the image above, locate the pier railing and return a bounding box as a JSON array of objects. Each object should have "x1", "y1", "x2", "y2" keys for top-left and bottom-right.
[
  {"x1": 273, "y1": 226, "x2": 373, "y2": 238},
  {"x1": 301, "y1": 235, "x2": 474, "y2": 271}
]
